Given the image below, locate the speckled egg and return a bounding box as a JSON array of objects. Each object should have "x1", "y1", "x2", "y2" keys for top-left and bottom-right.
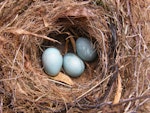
[
  {"x1": 76, "y1": 37, "x2": 97, "y2": 61},
  {"x1": 42, "y1": 47, "x2": 63, "y2": 76},
  {"x1": 63, "y1": 53, "x2": 85, "y2": 77}
]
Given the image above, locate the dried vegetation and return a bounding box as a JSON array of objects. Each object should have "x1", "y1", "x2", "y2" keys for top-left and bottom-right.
[{"x1": 0, "y1": 0, "x2": 150, "y2": 112}]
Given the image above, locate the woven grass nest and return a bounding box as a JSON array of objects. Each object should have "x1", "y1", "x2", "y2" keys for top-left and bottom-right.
[{"x1": 0, "y1": 0, "x2": 150, "y2": 113}]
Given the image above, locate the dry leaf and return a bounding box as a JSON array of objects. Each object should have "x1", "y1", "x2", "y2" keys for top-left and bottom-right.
[
  {"x1": 6, "y1": 28, "x2": 60, "y2": 43},
  {"x1": 65, "y1": 39, "x2": 69, "y2": 54},
  {"x1": 65, "y1": 36, "x2": 76, "y2": 54},
  {"x1": 50, "y1": 72, "x2": 74, "y2": 86},
  {"x1": 69, "y1": 36, "x2": 76, "y2": 53},
  {"x1": 113, "y1": 74, "x2": 122, "y2": 104}
]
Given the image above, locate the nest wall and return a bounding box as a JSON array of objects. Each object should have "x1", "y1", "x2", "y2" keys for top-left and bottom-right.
[{"x1": 0, "y1": 0, "x2": 150, "y2": 113}]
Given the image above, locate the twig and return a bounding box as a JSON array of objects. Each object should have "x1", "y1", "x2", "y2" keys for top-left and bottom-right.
[
  {"x1": 76, "y1": 73, "x2": 113, "y2": 101},
  {"x1": 113, "y1": 95, "x2": 150, "y2": 106},
  {"x1": 5, "y1": 28, "x2": 61, "y2": 44},
  {"x1": 75, "y1": 95, "x2": 150, "y2": 109}
]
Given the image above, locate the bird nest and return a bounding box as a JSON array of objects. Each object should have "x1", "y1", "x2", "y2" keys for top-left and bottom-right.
[{"x1": 0, "y1": 0, "x2": 150, "y2": 112}]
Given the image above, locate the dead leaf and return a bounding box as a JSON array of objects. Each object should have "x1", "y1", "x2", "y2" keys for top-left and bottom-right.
[
  {"x1": 69, "y1": 36, "x2": 76, "y2": 53},
  {"x1": 65, "y1": 36, "x2": 76, "y2": 54},
  {"x1": 50, "y1": 72, "x2": 74, "y2": 86},
  {"x1": 65, "y1": 39, "x2": 69, "y2": 54},
  {"x1": 113, "y1": 74, "x2": 122, "y2": 104}
]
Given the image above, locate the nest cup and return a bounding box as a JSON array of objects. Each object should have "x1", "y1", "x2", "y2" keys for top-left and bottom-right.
[
  {"x1": 40, "y1": 1, "x2": 108, "y2": 104},
  {"x1": 0, "y1": 1, "x2": 109, "y2": 112},
  {"x1": 0, "y1": 0, "x2": 150, "y2": 112}
]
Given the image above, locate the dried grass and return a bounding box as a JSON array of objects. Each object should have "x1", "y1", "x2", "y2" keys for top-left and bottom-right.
[{"x1": 0, "y1": 0, "x2": 150, "y2": 112}]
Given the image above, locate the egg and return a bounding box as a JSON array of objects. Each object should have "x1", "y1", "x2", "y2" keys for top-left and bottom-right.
[
  {"x1": 76, "y1": 37, "x2": 97, "y2": 61},
  {"x1": 42, "y1": 47, "x2": 63, "y2": 76},
  {"x1": 63, "y1": 53, "x2": 85, "y2": 77}
]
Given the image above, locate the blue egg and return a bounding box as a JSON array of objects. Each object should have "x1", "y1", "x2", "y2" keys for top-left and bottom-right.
[
  {"x1": 42, "y1": 47, "x2": 63, "y2": 76},
  {"x1": 63, "y1": 53, "x2": 85, "y2": 77},
  {"x1": 76, "y1": 37, "x2": 97, "y2": 61}
]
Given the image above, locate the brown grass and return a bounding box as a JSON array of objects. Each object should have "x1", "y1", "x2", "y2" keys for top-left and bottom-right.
[{"x1": 0, "y1": 0, "x2": 150, "y2": 112}]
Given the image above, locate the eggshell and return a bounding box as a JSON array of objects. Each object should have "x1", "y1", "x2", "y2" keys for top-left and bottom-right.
[
  {"x1": 76, "y1": 37, "x2": 97, "y2": 61},
  {"x1": 63, "y1": 53, "x2": 85, "y2": 77},
  {"x1": 42, "y1": 47, "x2": 63, "y2": 76}
]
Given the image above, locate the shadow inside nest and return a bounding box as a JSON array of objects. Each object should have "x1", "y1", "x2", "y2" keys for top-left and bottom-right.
[{"x1": 40, "y1": 18, "x2": 99, "y2": 85}]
